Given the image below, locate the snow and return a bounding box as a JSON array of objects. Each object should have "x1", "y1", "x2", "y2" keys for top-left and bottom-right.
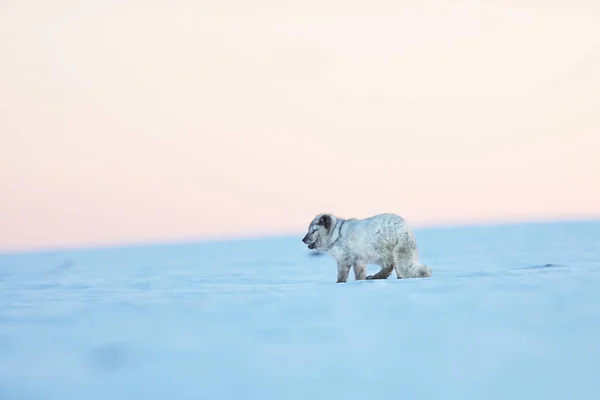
[{"x1": 1, "y1": 220, "x2": 600, "y2": 400}]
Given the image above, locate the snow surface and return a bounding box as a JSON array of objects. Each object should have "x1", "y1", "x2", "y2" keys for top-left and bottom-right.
[{"x1": 1, "y1": 220, "x2": 600, "y2": 400}]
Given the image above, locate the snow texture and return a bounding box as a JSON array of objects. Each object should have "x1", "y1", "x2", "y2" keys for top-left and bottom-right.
[{"x1": 1, "y1": 220, "x2": 600, "y2": 400}]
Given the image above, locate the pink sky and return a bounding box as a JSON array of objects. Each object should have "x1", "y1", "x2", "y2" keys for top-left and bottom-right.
[{"x1": 1, "y1": 0, "x2": 600, "y2": 252}]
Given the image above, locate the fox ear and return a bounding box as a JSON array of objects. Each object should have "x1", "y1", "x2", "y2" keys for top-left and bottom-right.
[{"x1": 318, "y1": 214, "x2": 332, "y2": 231}]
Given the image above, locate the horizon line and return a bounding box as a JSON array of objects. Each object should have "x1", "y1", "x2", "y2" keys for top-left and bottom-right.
[{"x1": 1, "y1": 214, "x2": 599, "y2": 257}]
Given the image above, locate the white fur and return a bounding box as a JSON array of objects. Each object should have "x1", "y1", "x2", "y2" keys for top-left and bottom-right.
[{"x1": 302, "y1": 213, "x2": 432, "y2": 283}]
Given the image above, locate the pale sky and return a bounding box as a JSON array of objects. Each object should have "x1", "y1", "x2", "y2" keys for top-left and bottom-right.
[{"x1": 1, "y1": 0, "x2": 600, "y2": 252}]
